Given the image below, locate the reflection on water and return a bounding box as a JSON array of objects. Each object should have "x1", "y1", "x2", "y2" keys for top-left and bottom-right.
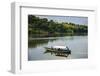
[
  {"x1": 28, "y1": 36, "x2": 88, "y2": 61},
  {"x1": 28, "y1": 38, "x2": 57, "y2": 48},
  {"x1": 44, "y1": 50, "x2": 70, "y2": 57}
]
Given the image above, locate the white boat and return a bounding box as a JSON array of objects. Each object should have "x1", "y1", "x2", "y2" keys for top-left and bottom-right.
[
  {"x1": 52, "y1": 46, "x2": 69, "y2": 50},
  {"x1": 44, "y1": 46, "x2": 71, "y2": 54}
]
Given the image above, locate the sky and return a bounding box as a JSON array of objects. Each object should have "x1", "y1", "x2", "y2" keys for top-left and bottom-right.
[{"x1": 36, "y1": 15, "x2": 88, "y2": 25}]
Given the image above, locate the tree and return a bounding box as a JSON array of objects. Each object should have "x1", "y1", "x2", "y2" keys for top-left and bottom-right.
[{"x1": 28, "y1": 15, "x2": 88, "y2": 38}]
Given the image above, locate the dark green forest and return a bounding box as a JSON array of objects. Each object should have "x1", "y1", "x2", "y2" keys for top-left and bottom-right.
[{"x1": 28, "y1": 15, "x2": 88, "y2": 38}]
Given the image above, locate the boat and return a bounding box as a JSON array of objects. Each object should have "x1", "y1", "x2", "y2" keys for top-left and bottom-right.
[{"x1": 44, "y1": 46, "x2": 71, "y2": 56}]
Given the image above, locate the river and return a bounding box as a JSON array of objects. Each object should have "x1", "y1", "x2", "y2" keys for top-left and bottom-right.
[{"x1": 28, "y1": 36, "x2": 88, "y2": 61}]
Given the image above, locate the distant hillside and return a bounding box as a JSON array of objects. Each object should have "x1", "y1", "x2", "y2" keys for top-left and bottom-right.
[{"x1": 28, "y1": 15, "x2": 88, "y2": 38}]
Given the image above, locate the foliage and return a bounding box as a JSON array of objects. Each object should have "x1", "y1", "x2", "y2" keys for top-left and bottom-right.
[{"x1": 28, "y1": 15, "x2": 88, "y2": 37}]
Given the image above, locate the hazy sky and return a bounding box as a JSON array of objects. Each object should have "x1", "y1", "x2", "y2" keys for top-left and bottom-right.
[{"x1": 36, "y1": 15, "x2": 88, "y2": 25}]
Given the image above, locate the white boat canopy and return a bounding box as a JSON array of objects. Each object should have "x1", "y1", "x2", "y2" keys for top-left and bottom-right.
[{"x1": 52, "y1": 46, "x2": 68, "y2": 49}]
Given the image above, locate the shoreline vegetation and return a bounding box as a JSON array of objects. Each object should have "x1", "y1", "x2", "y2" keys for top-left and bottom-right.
[{"x1": 28, "y1": 15, "x2": 88, "y2": 38}]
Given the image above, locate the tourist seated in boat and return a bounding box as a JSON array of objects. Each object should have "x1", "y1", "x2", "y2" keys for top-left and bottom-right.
[
  {"x1": 66, "y1": 46, "x2": 69, "y2": 50},
  {"x1": 52, "y1": 46, "x2": 69, "y2": 51},
  {"x1": 58, "y1": 48, "x2": 61, "y2": 51}
]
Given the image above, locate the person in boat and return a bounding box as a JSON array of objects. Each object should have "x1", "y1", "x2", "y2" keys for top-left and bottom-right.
[
  {"x1": 58, "y1": 48, "x2": 61, "y2": 51},
  {"x1": 66, "y1": 46, "x2": 69, "y2": 50},
  {"x1": 51, "y1": 46, "x2": 53, "y2": 50}
]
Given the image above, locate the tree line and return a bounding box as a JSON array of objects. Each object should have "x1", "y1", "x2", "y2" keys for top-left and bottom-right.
[{"x1": 28, "y1": 15, "x2": 88, "y2": 38}]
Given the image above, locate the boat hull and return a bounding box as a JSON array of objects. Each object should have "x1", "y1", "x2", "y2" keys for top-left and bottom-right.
[{"x1": 44, "y1": 47, "x2": 71, "y2": 55}]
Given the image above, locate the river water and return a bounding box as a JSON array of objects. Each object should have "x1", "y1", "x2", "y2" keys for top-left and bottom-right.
[{"x1": 28, "y1": 36, "x2": 88, "y2": 61}]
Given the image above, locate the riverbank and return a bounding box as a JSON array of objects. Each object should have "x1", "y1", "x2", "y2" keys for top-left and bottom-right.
[{"x1": 28, "y1": 33, "x2": 87, "y2": 38}]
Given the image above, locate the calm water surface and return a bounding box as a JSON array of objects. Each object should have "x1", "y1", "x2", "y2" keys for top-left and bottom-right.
[{"x1": 28, "y1": 36, "x2": 88, "y2": 61}]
